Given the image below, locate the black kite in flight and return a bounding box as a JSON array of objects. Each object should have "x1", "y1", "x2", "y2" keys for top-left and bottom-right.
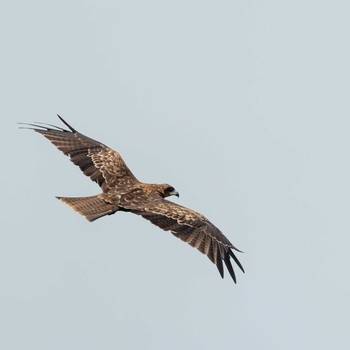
[{"x1": 22, "y1": 116, "x2": 244, "y2": 282}]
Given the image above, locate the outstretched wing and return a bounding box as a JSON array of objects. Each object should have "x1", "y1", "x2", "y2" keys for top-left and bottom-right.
[
  {"x1": 128, "y1": 199, "x2": 244, "y2": 283},
  {"x1": 21, "y1": 115, "x2": 138, "y2": 192}
]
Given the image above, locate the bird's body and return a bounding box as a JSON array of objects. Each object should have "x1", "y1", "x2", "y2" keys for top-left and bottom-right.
[{"x1": 22, "y1": 116, "x2": 244, "y2": 282}]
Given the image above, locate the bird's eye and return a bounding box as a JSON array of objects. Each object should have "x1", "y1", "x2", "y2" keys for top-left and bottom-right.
[{"x1": 167, "y1": 186, "x2": 175, "y2": 192}]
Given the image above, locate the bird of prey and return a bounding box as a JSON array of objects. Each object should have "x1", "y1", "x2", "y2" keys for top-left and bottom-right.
[{"x1": 22, "y1": 116, "x2": 244, "y2": 282}]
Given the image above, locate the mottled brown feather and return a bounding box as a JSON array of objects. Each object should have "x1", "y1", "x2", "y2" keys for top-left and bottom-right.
[
  {"x1": 28, "y1": 117, "x2": 138, "y2": 192},
  {"x1": 128, "y1": 199, "x2": 244, "y2": 282}
]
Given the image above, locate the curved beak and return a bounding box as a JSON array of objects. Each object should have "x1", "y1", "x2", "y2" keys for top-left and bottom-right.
[{"x1": 170, "y1": 190, "x2": 179, "y2": 198}]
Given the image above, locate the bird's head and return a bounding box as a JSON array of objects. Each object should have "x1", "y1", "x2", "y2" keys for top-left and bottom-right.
[{"x1": 160, "y1": 184, "x2": 179, "y2": 198}]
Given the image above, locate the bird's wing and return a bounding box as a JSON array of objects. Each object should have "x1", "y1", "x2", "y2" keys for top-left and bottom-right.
[
  {"x1": 125, "y1": 197, "x2": 244, "y2": 283},
  {"x1": 21, "y1": 115, "x2": 138, "y2": 192}
]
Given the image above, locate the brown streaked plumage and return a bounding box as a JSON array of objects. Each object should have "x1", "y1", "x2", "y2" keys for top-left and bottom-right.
[{"x1": 21, "y1": 115, "x2": 244, "y2": 282}]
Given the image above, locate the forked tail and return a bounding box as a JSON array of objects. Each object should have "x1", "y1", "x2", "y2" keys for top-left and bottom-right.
[{"x1": 56, "y1": 194, "x2": 117, "y2": 222}]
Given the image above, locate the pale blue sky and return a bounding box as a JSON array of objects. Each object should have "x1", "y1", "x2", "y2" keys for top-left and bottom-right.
[{"x1": 1, "y1": 1, "x2": 350, "y2": 349}]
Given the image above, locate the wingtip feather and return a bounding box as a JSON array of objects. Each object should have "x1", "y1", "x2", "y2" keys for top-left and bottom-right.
[
  {"x1": 57, "y1": 114, "x2": 77, "y2": 133},
  {"x1": 229, "y1": 250, "x2": 245, "y2": 273},
  {"x1": 224, "y1": 255, "x2": 237, "y2": 283}
]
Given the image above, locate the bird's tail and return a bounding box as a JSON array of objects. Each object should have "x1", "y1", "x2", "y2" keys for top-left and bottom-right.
[{"x1": 56, "y1": 194, "x2": 117, "y2": 222}]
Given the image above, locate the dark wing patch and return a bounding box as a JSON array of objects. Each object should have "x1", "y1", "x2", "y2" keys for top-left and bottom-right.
[
  {"x1": 21, "y1": 116, "x2": 138, "y2": 192},
  {"x1": 129, "y1": 199, "x2": 244, "y2": 283}
]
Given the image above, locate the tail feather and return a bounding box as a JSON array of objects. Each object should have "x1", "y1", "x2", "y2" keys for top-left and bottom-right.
[{"x1": 56, "y1": 194, "x2": 117, "y2": 222}]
